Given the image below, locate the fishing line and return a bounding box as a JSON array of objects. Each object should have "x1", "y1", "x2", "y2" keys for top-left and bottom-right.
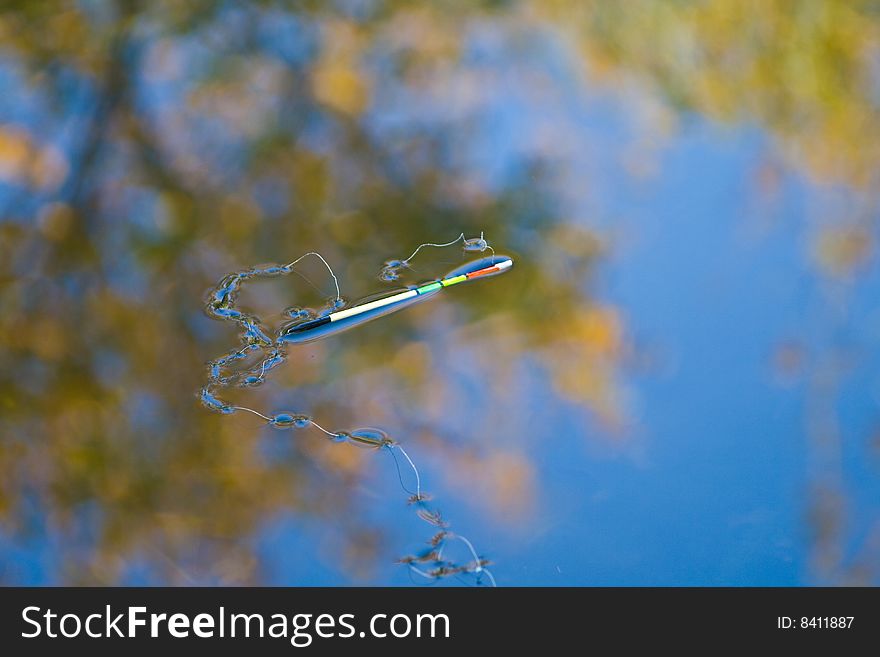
[{"x1": 201, "y1": 233, "x2": 512, "y2": 586}]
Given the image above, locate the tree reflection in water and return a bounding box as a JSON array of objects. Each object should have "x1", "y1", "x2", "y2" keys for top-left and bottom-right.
[{"x1": 0, "y1": 1, "x2": 877, "y2": 584}]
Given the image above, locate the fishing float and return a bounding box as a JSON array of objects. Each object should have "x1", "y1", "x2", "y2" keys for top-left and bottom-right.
[{"x1": 281, "y1": 255, "x2": 513, "y2": 344}]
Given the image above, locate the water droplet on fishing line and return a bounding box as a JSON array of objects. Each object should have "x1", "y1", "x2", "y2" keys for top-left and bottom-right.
[
  {"x1": 270, "y1": 413, "x2": 297, "y2": 428},
  {"x1": 463, "y1": 236, "x2": 488, "y2": 252},
  {"x1": 210, "y1": 274, "x2": 242, "y2": 304},
  {"x1": 417, "y1": 509, "x2": 447, "y2": 527},
  {"x1": 292, "y1": 414, "x2": 311, "y2": 428},
  {"x1": 413, "y1": 547, "x2": 440, "y2": 563},
  {"x1": 331, "y1": 431, "x2": 351, "y2": 443},
  {"x1": 319, "y1": 296, "x2": 346, "y2": 317},
  {"x1": 241, "y1": 321, "x2": 272, "y2": 346},
  {"x1": 252, "y1": 263, "x2": 286, "y2": 277},
  {"x1": 379, "y1": 266, "x2": 400, "y2": 282},
  {"x1": 200, "y1": 388, "x2": 228, "y2": 412},
  {"x1": 348, "y1": 427, "x2": 392, "y2": 448},
  {"x1": 259, "y1": 353, "x2": 285, "y2": 373},
  {"x1": 284, "y1": 306, "x2": 315, "y2": 320},
  {"x1": 213, "y1": 307, "x2": 243, "y2": 320}
]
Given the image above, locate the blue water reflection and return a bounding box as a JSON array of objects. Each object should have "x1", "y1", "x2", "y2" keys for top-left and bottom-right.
[{"x1": 0, "y1": 4, "x2": 877, "y2": 585}]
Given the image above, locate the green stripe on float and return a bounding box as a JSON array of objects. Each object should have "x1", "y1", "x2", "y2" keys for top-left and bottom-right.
[
  {"x1": 416, "y1": 281, "x2": 442, "y2": 294},
  {"x1": 440, "y1": 274, "x2": 468, "y2": 287}
]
